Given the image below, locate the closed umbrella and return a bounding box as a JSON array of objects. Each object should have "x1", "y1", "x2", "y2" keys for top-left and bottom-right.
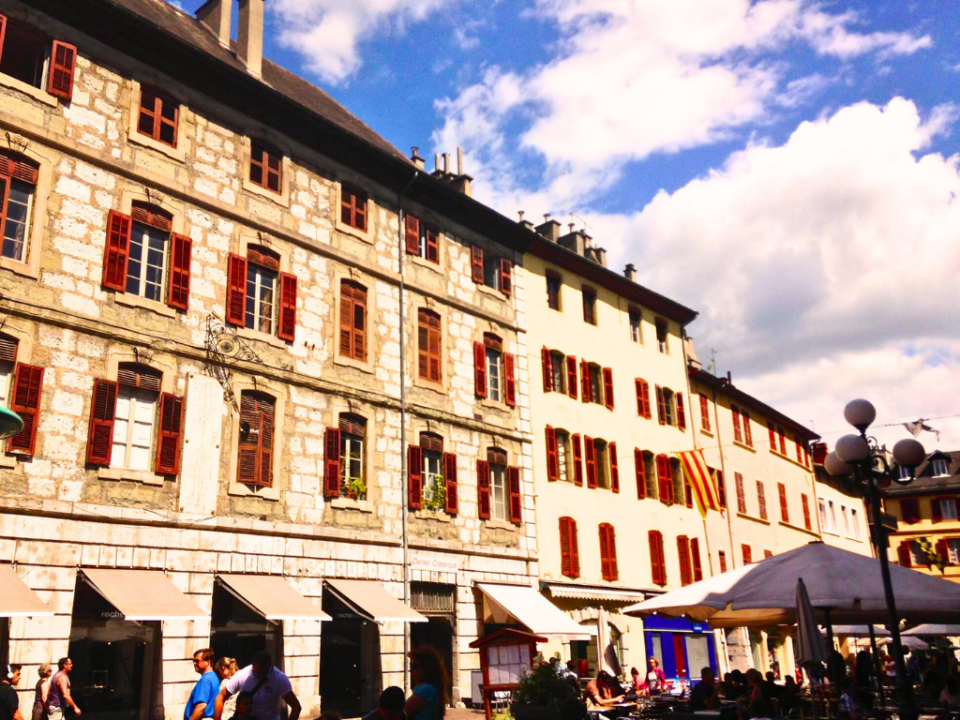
[
  {"x1": 596, "y1": 607, "x2": 622, "y2": 677},
  {"x1": 796, "y1": 579, "x2": 825, "y2": 668}
]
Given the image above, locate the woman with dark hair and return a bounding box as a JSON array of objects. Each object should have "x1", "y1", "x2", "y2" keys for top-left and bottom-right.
[{"x1": 404, "y1": 647, "x2": 449, "y2": 720}]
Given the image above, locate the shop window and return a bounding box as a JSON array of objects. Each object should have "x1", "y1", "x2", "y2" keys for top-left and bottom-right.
[
  {"x1": 339, "y1": 414, "x2": 367, "y2": 499},
  {"x1": 582, "y1": 286, "x2": 597, "y2": 325},
  {"x1": 599, "y1": 523, "x2": 618, "y2": 581},
  {"x1": 237, "y1": 390, "x2": 274, "y2": 486},
  {"x1": 340, "y1": 185, "x2": 367, "y2": 231},
  {"x1": 655, "y1": 318, "x2": 668, "y2": 353},
  {"x1": 0, "y1": 152, "x2": 39, "y2": 263},
  {"x1": 559, "y1": 516, "x2": 579, "y2": 579},
  {"x1": 249, "y1": 141, "x2": 282, "y2": 194},
  {"x1": 417, "y1": 309, "x2": 441, "y2": 382},
  {"x1": 211, "y1": 581, "x2": 282, "y2": 669},
  {"x1": 546, "y1": 271, "x2": 561, "y2": 310},
  {"x1": 226, "y1": 247, "x2": 297, "y2": 340},
  {"x1": 756, "y1": 481, "x2": 767, "y2": 521},
  {"x1": 404, "y1": 214, "x2": 439, "y2": 263},
  {"x1": 0, "y1": 334, "x2": 43, "y2": 457},
  {"x1": 340, "y1": 280, "x2": 368, "y2": 362},
  {"x1": 629, "y1": 308, "x2": 641, "y2": 343},
  {"x1": 137, "y1": 86, "x2": 179, "y2": 147}
]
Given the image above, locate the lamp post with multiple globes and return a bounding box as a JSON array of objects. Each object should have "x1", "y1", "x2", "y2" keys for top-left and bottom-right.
[{"x1": 824, "y1": 399, "x2": 926, "y2": 720}]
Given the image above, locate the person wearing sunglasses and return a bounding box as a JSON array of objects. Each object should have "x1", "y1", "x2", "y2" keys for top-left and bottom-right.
[{"x1": 404, "y1": 648, "x2": 448, "y2": 720}]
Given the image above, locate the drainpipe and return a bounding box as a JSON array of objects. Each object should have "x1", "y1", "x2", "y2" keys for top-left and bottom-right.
[{"x1": 398, "y1": 170, "x2": 419, "y2": 693}]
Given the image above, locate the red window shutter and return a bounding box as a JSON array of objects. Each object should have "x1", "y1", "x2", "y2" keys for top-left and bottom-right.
[
  {"x1": 731, "y1": 407, "x2": 742, "y2": 443},
  {"x1": 678, "y1": 536, "x2": 692, "y2": 586},
  {"x1": 473, "y1": 341, "x2": 487, "y2": 398},
  {"x1": 932, "y1": 498, "x2": 943, "y2": 523},
  {"x1": 323, "y1": 427, "x2": 341, "y2": 498},
  {"x1": 757, "y1": 481, "x2": 767, "y2": 520},
  {"x1": 742, "y1": 412, "x2": 752, "y2": 446},
  {"x1": 584, "y1": 436, "x2": 597, "y2": 489},
  {"x1": 237, "y1": 395, "x2": 259, "y2": 484},
  {"x1": 656, "y1": 385, "x2": 666, "y2": 424},
  {"x1": 768, "y1": 422, "x2": 776, "y2": 452},
  {"x1": 735, "y1": 472, "x2": 746, "y2": 513},
  {"x1": 699, "y1": 394, "x2": 711, "y2": 431},
  {"x1": 508, "y1": 466, "x2": 522, "y2": 524},
  {"x1": 542, "y1": 347, "x2": 553, "y2": 392},
  {"x1": 47, "y1": 41, "x2": 77, "y2": 100},
  {"x1": 499, "y1": 259, "x2": 513, "y2": 296},
  {"x1": 778, "y1": 428, "x2": 787, "y2": 455},
  {"x1": 278, "y1": 272, "x2": 298, "y2": 341},
  {"x1": 166, "y1": 233, "x2": 192, "y2": 310},
  {"x1": 101, "y1": 210, "x2": 131, "y2": 291},
  {"x1": 801, "y1": 494, "x2": 812, "y2": 530},
  {"x1": 566, "y1": 356, "x2": 578, "y2": 399},
  {"x1": 902, "y1": 498, "x2": 920, "y2": 524},
  {"x1": 255, "y1": 398, "x2": 274, "y2": 487},
  {"x1": 795, "y1": 440, "x2": 803, "y2": 464},
  {"x1": 602, "y1": 367, "x2": 614, "y2": 410},
  {"x1": 716, "y1": 469, "x2": 726, "y2": 508},
  {"x1": 226, "y1": 253, "x2": 248, "y2": 326},
  {"x1": 471, "y1": 246, "x2": 484, "y2": 283},
  {"x1": 897, "y1": 541, "x2": 911, "y2": 567},
  {"x1": 570, "y1": 519, "x2": 580, "y2": 578},
  {"x1": 606, "y1": 525, "x2": 618, "y2": 581},
  {"x1": 764, "y1": 550, "x2": 773, "y2": 559},
  {"x1": 444, "y1": 452, "x2": 459, "y2": 514},
  {"x1": 609, "y1": 442, "x2": 619, "y2": 493},
  {"x1": 778, "y1": 483, "x2": 789, "y2": 523},
  {"x1": 937, "y1": 538, "x2": 950, "y2": 565},
  {"x1": 545, "y1": 426, "x2": 559, "y2": 481},
  {"x1": 718, "y1": 551, "x2": 727, "y2": 573},
  {"x1": 571, "y1": 434, "x2": 583, "y2": 486},
  {"x1": 0, "y1": 175, "x2": 9, "y2": 238},
  {"x1": 560, "y1": 517, "x2": 573, "y2": 578},
  {"x1": 676, "y1": 391, "x2": 686, "y2": 431},
  {"x1": 649, "y1": 531, "x2": 666, "y2": 586},
  {"x1": 405, "y1": 214, "x2": 420, "y2": 254},
  {"x1": 7, "y1": 363, "x2": 43, "y2": 456},
  {"x1": 408, "y1": 445, "x2": 423, "y2": 509},
  {"x1": 425, "y1": 228, "x2": 438, "y2": 263},
  {"x1": 657, "y1": 454, "x2": 674, "y2": 505},
  {"x1": 635, "y1": 379, "x2": 644, "y2": 417},
  {"x1": 580, "y1": 360, "x2": 590, "y2": 403},
  {"x1": 691, "y1": 538, "x2": 703, "y2": 581},
  {"x1": 155, "y1": 393, "x2": 184, "y2": 475},
  {"x1": 86, "y1": 379, "x2": 118, "y2": 465},
  {"x1": 635, "y1": 449, "x2": 646, "y2": 499},
  {"x1": 0, "y1": 16, "x2": 6, "y2": 68},
  {"x1": 477, "y1": 460, "x2": 491, "y2": 519},
  {"x1": 684, "y1": 479, "x2": 693, "y2": 508},
  {"x1": 640, "y1": 380, "x2": 651, "y2": 418},
  {"x1": 504, "y1": 353, "x2": 517, "y2": 407},
  {"x1": 742, "y1": 544, "x2": 753, "y2": 565}
]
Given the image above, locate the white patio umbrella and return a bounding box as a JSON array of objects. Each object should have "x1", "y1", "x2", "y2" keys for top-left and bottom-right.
[
  {"x1": 903, "y1": 624, "x2": 960, "y2": 636},
  {"x1": 596, "y1": 607, "x2": 622, "y2": 677},
  {"x1": 820, "y1": 625, "x2": 891, "y2": 637},
  {"x1": 796, "y1": 579, "x2": 825, "y2": 667},
  {"x1": 624, "y1": 541, "x2": 960, "y2": 627},
  {"x1": 881, "y1": 636, "x2": 930, "y2": 651}
]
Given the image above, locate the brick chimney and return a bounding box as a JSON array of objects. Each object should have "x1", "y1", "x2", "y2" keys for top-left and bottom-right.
[
  {"x1": 237, "y1": 0, "x2": 264, "y2": 78},
  {"x1": 536, "y1": 215, "x2": 562, "y2": 242},
  {"x1": 410, "y1": 147, "x2": 425, "y2": 170},
  {"x1": 196, "y1": 0, "x2": 232, "y2": 48},
  {"x1": 624, "y1": 263, "x2": 636, "y2": 282}
]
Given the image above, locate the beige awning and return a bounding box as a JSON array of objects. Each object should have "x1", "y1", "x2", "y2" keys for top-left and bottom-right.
[
  {"x1": 325, "y1": 580, "x2": 427, "y2": 623},
  {"x1": 81, "y1": 569, "x2": 205, "y2": 621},
  {"x1": 0, "y1": 565, "x2": 52, "y2": 617},
  {"x1": 477, "y1": 583, "x2": 594, "y2": 638},
  {"x1": 219, "y1": 575, "x2": 331, "y2": 621},
  {"x1": 545, "y1": 584, "x2": 646, "y2": 604}
]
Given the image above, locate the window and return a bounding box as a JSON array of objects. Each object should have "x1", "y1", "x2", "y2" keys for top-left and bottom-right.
[
  {"x1": 731, "y1": 406, "x2": 743, "y2": 443},
  {"x1": 933, "y1": 458, "x2": 949, "y2": 477},
  {"x1": 828, "y1": 499, "x2": 838, "y2": 533},
  {"x1": 546, "y1": 272, "x2": 561, "y2": 310},
  {"x1": 778, "y1": 482, "x2": 789, "y2": 523},
  {"x1": 718, "y1": 550, "x2": 727, "y2": 573},
  {"x1": 629, "y1": 309, "x2": 641, "y2": 343},
  {"x1": 741, "y1": 410, "x2": 753, "y2": 447},
  {"x1": 801, "y1": 494, "x2": 812, "y2": 530},
  {"x1": 657, "y1": 386, "x2": 675, "y2": 426},
  {"x1": 795, "y1": 439, "x2": 803, "y2": 465},
  {"x1": 420, "y1": 433, "x2": 444, "y2": 509},
  {"x1": 742, "y1": 544, "x2": 753, "y2": 564},
  {"x1": 246, "y1": 247, "x2": 279, "y2": 334},
  {"x1": 767, "y1": 422, "x2": 777, "y2": 453},
  {"x1": 588, "y1": 364, "x2": 602, "y2": 405},
  {"x1": 899, "y1": 464, "x2": 912, "y2": 480},
  {"x1": 778, "y1": 427, "x2": 787, "y2": 455},
  {"x1": 555, "y1": 430, "x2": 570, "y2": 482},
  {"x1": 488, "y1": 448, "x2": 508, "y2": 522},
  {"x1": 635, "y1": 379, "x2": 652, "y2": 419},
  {"x1": 478, "y1": 252, "x2": 512, "y2": 295},
  {"x1": 417, "y1": 309, "x2": 441, "y2": 382},
  {"x1": 486, "y1": 336, "x2": 502, "y2": 403},
  {"x1": 582, "y1": 287, "x2": 597, "y2": 325},
  {"x1": 678, "y1": 535, "x2": 692, "y2": 586},
  {"x1": 340, "y1": 185, "x2": 367, "y2": 231},
  {"x1": 542, "y1": 349, "x2": 566, "y2": 394},
  {"x1": 408, "y1": 434, "x2": 458, "y2": 514},
  {"x1": 0, "y1": 153, "x2": 38, "y2": 263},
  {"x1": 339, "y1": 414, "x2": 367, "y2": 499},
  {"x1": 699, "y1": 394, "x2": 711, "y2": 432},
  {"x1": 249, "y1": 141, "x2": 282, "y2": 194},
  {"x1": 0, "y1": 335, "x2": 43, "y2": 457},
  {"x1": 559, "y1": 517, "x2": 580, "y2": 579},
  {"x1": 593, "y1": 438, "x2": 609, "y2": 489},
  {"x1": 599, "y1": 523, "x2": 618, "y2": 581},
  {"x1": 908, "y1": 540, "x2": 926, "y2": 567},
  {"x1": 138, "y1": 87, "x2": 179, "y2": 147},
  {"x1": 237, "y1": 390, "x2": 274, "y2": 486},
  {"x1": 127, "y1": 204, "x2": 171, "y2": 303},
  {"x1": 227, "y1": 246, "x2": 298, "y2": 341},
  {"x1": 734, "y1": 472, "x2": 746, "y2": 514},
  {"x1": 644, "y1": 452, "x2": 657, "y2": 500},
  {"x1": 934, "y1": 497, "x2": 958, "y2": 522},
  {"x1": 672, "y1": 458, "x2": 685, "y2": 507},
  {"x1": 818, "y1": 499, "x2": 827, "y2": 530},
  {"x1": 339, "y1": 280, "x2": 367, "y2": 361},
  {"x1": 112, "y1": 371, "x2": 160, "y2": 471},
  {"x1": 948, "y1": 538, "x2": 960, "y2": 565},
  {"x1": 655, "y1": 318, "x2": 668, "y2": 353},
  {"x1": 649, "y1": 530, "x2": 667, "y2": 586},
  {"x1": 476, "y1": 335, "x2": 515, "y2": 405},
  {"x1": 0, "y1": 17, "x2": 76, "y2": 100},
  {"x1": 849, "y1": 507, "x2": 861, "y2": 538},
  {"x1": 404, "y1": 214, "x2": 439, "y2": 263}
]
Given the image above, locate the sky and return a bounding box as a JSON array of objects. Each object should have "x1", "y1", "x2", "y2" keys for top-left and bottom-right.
[{"x1": 173, "y1": 0, "x2": 960, "y2": 452}]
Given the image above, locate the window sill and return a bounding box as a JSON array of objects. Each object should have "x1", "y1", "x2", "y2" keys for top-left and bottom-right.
[
  {"x1": 242, "y1": 176, "x2": 290, "y2": 208},
  {"x1": 769, "y1": 449, "x2": 812, "y2": 472},
  {"x1": 235, "y1": 326, "x2": 287, "y2": 349},
  {"x1": 700, "y1": 429, "x2": 715, "y2": 439},
  {"x1": 480, "y1": 398, "x2": 512, "y2": 412},
  {"x1": 484, "y1": 519, "x2": 518, "y2": 531},
  {"x1": 98, "y1": 466, "x2": 166, "y2": 487},
  {"x1": 228, "y1": 482, "x2": 280, "y2": 500},
  {"x1": 128, "y1": 127, "x2": 187, "y2": 163},
  {"x1": 114, "y1": 292, "x2": 178, "y2": 317},
  {"x1": 736, "y1": 511, "x2": 770, "y2": 526},
  {"x1": 0, "y1": 73, "x2": 58, "y2": 107},
  {"x1": 414, "y1": 375, "x2": 447, "y2": 395},
  {"x1": 330, "y1": 497, "x2": 373, "y2": 513},
  {"x1": 0, "y1": 454, "x2": 17, "y2": 469},
  {"x1": 733, "y1": 440, "x2": 757, "y2": 453},
  {"x1": 476, "y1": 283, "x2": 508, "y2": 301},
  {"x1": 414, "y1": 509, "x2": 452, "y2": 523},
  {"x1": 335, "y1": 218, "x2": 374, "y2": 245},
  {"x1": 334, "y1": 353, "x2": 374, "y2": 375},
  {"x1": 0, "y1": 256, "x2": 39, "y2": 280},
  {"x1": 407, "y1": 253, "x2": 443, "y2": 274},
  {"x1": 778, "y1": 520, "x2": 819, "y2": 537}
]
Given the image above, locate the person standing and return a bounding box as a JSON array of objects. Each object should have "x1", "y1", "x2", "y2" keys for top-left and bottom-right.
[
  {"x1": 640, "y1": 658, "x2": 666, "y2": 697},
  {"x1": 404, "y1": 647, "x2": 449, "y2": 720},
  {"x1": 45, "y1": 659, "x2": 80, "y2": 719},
  {"x1": 0, "y1": 664, "x2": 24, "y2": 720},
  {"x1": 30, "y1": 665, "x2": 51, "y2": 720},
  {"x1": 214, "y1": 658, "x2": 239, "y2": 720},
  {"x1": 213, "y1": 651, "x2": 300, "y2": 720},
  {"x1": 186, "y1": 650, "x2": 220, "y2": 720}
]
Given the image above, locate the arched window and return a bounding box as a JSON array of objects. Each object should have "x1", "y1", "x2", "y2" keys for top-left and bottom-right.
[{"x1": 0, "y1": 152, "x2": 40, "y2": 263}]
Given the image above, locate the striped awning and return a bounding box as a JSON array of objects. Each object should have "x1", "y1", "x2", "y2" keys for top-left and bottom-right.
[{"x1": 545, "y1": 584, "x2": 646, "y2": 604}]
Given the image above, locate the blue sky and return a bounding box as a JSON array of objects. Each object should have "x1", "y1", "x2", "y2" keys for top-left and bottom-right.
[{"x1": 174, "y1": 0, "x2": 960, "y2": 448}]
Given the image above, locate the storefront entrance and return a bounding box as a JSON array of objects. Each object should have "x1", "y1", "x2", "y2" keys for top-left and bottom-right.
[
  {"x1": 211, "y1": 581, "x2": 283, "y2": 669},
  {"x1": 320, "y1": 592, "x2": 381, "y2": 717},
  {"x1": 643, "y1": 616, "x2": 717, "y2": 686},
  {"x1": 411, "y1": 583, "x2": 456, "y2": 701}
]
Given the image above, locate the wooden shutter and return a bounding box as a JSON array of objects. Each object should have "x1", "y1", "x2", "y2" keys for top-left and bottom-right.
[
  {"x1": 608, "y1": 442, "x2": 620, "y2": 493},
  {"x1": 795, "y1": 440, "x2": 803, "y2": 464},
  {"x1": 7, "y1": 363, "x2": 43, "y2": 456},
  {"x1": 86, "y1": 379, "x2": 118, "y2": 465},
  {"x1": 340, "y1": 282, "x2": 366, "y2": 360},
  {"x1": 405, "y1": 214, "x2": 420, "y2": 254},
  {"x1": 684, "y1": 479, "x2": 693, "y2": 508},
  {"x1": 599, "y1": 524, "x2": 618, "y2": 581},
  {"x1": 418, "y1": 311, "x2": 442, "y2": 383},
  {"x1": 699, "y1": 394, "x2": 711, "y2": 431},
  {"x1": 102, "y1": 210, "x2": 131, "y2": 291},
  {"x1": 560, "y1": 517, "x2": 580, "y2": 579},
  {"x1": 545, "y1": 426, "x2": 559, "y2": 481},
  {"x1": 690, "y1": 538, "x2": 703, "y2": 581},
  {"x1": 566, "y1": 356, "x2": 578, "y2": 399},
  {"x1": 716, "y1": 469, "x2": 726, "y2": 508},
  {"x1": 508, "y1": 466, "x2": 522, "y2": 524},
  {"x1": 676, "y1": 392, "x2": 686, "y2": 430},
  {"x1": 638, "y1": 379, "x2": 651, "y2": 418},
  {"x1": 778, "y1": 428, "x2": 787, "y2": 454},
  {"x1": 602, "y1": 367, "x2": 614, "y2": 410},
  {"x1": 932, "y1": 499, "x2": 943, "y2": 523},
  {"x1": 897, "y1": 541, "x2": 911, "y2": 567},
  {"x1": 425, "y1": 228, "x2": 439, "y2": 263},
  {"x1": 277, "y1": 272, "x2": 297, "y2": 341},
  {"x1": 580, "y1": 360, "x2": 591, "y2": 403},
  {"x1": 801, "y1": 494, "x2": 812, "y2": 530},
  {"x1": 0, "y1": 174, "x2": 9, "y2": 242},
  {"x1": 742, "y1": 544, "x2": 752, "y2": 565},
  {"x1": 471, "y1": 246, "x2": 484, "y2": 283},
  {"x1": 0, "y1": 15, "x2": 6, "y2": 68},
  {"x1": 757, "y1": 481, "x2": 767, "y2": 520},
  {"x1": 504, "y1": 353, "x2": 517, "y2": 407},
  {"x1": 767, "y1": 422, "x2": 776, "y2": 451},
  {"x1": 499, "y1": 259, "x2": 513, "y2": 296},
  {"x1": 571, "y1": 434, "x2": 583, "y2": 487},
  {"x1": 902, "y1": 498, "x2": 920, "y2": 524},
  {"x1": 657, "y1": 454, "x2": 672, "y2": 505},
  {"x1": 635, "y1": 449, "x2": 646, "y2": 499},
  {"x1": 444, "y1": 452, "x2": 459, "y2": 514},
  {"x1": 584, "y1": 435, "x2": 597, "y2": 489},
  {"x1": 656, "y1": 385, "x2": 666, "y2": 424},
  {"x1": 323, "y1": 427, "x2": 341, "y2": 498},
  {"x1": 649, "y1": 531, "x2": 666, "y2": 586},
  {"x1": 778, "y1": 483, "x2": 789, "y2": 523},
  {"x1": 47, "y1": 41, "x2": 77, "y2": 101},
  {"x1": 238, "y1": 393, "x2": 273, "y2": 486},
  {"x1": 678, "y1": 536, "x2": 692, "y2": 586},
  {"x1": 937, "y1": 538, "x2": 950, "y2": 564},
  {"x1": 731, "y1": 407, "x2": 742, "y2": 443},
  {"x1": 473, "y1": 341, "x2": 487, "y2": 398},
  {"x1": 407, "y1": 445, "x2": 423, "y2": 509},
  {"x1": 166, "y1": 233, "x2": 192, "y2": 310},
  {"x1": 477, "y1": 460, "x2": 491, "y2": 519},
  {"x1": 742, "y1": 411, "x2": 752, "y2": 446},
  {"x1": 155, "y1": 393, "x2": 184, "y2": 475},
  {"x1": 542, "y1": 347, "x2": 553, "y2": 392},
  {"x1": 735, "y1": 472, "x2": 746, "y2": 513},
  {"x1": 226, "y1": 253, "x2": 248, "y2": 326}
]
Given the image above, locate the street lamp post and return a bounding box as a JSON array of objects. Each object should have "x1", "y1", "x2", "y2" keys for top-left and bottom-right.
[{"x1": 824, "y1": 399, "x2": 925, "y2": 720}]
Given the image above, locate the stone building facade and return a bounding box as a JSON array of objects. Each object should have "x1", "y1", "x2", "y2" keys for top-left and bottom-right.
[{"x1": 0, "y1": 0, "x2": 540, "y2": 717}]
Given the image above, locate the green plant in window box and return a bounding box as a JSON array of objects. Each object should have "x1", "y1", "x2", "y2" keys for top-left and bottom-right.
[
  {"x1": 425, "y1": 475, "x2": 446, "y2": 512},
  {"x1": 511, "y1": 660, "x2": 586, "y2": 720},
  {"x1": 341, "y1": 476, "x2": 367, "y2": 500}
]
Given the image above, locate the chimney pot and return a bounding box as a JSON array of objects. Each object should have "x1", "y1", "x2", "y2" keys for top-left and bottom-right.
[
  {"x1": 237, "y1": 0, "x2": 264, "y2": 77},
  {"x1": 434, "y1": 153, "x2": 441, "y2": 172},
  {"x1": 410, "y1": 147, "x2": 424, "y2": 170},
  {"x1": 443, "y1": 153, "x2": 450, "y2": 174},
  {"x1": 457, "y1": 146, "x2": 464, "y2": 176},
  {"x1": 624, "y1": 263, "x2": 636, "y2": 282},
  {"x1": 544, "y1": 213, "x2": 551, "y2": 222},
  {"x1": 518, "y1": 211, "x2": 525, "y2": 221},
  {"x1": 196, "y1": 0, "x2": 232, "y2": 47}
]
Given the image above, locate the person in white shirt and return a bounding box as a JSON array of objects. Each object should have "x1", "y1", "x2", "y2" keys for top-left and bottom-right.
[{"x1": 213, "y1": 651, "x2": 300, "y2": 720}]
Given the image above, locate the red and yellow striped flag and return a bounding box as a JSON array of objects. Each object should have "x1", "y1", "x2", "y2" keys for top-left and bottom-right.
[{"x1": 677, "y1": 450, "x2": 721, "y2": 518}]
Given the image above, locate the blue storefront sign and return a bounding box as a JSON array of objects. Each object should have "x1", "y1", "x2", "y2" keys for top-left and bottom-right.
[{"x1": 643, "y1": 616, "x2": 717, "y2": 683}]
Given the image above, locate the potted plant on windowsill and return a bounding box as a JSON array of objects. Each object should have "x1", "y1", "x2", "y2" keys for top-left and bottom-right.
[
  {"x1": 424, "y1": 477, "x2": 446, "y2": 512},
  {"x1": 342, "y1": 477, "x2": 367, "y2": 501},
  {"x1": 511, "y1": 661, "x2": 586, "y2": 720}
]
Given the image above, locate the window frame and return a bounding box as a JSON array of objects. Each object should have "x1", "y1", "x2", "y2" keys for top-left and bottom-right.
[
  {"x1": 249, "y1": 140, "x2": 283, "y2": 195},
  {"x1": 338, "y1": 279, "x2": 368, "y2": 363},
  {"x1": 339, "y1": 414, "x2": 368, "y2": 499},
  {"x1": 490, "y1": 459, "x2": 508, "y2": 522},
  {"x1": 655, "y1": 318, "x2": 668, "y2": 353},
  {"x1": 340, "y1": 184, "x2": 368, "y2": 232},
  {"x1": 582, "y1": 286, "x2": 597, "y2": 325},
  {"x1": 546, "y1": 271, "x2": 561, "y2": 311},
  {"x1": 417, "y1": 308, "x2": 442, "y2": 383},
  {"x1": 245, "y1": 254, "x2": 279, "y2": 335},
  {"x1": 628, "y1": 307, "x2": 642, "y2": 343},
  {"x1": 137, "y1": 86, "x2": 179, "y2": 148},
  {"x1": 933, "y1": 458, "x2": 949, "y2": 477}
]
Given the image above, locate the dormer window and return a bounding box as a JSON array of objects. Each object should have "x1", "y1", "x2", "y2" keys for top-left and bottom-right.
[{"x1": 933, "y1": 458, "x2": 949, "y2": 477}]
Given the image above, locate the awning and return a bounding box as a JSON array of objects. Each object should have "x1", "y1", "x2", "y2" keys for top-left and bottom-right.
[
  {"x1": 545, "y1": 583, "x2": 646, "y2": 604},
  {"x1": 0, "y1": 565, "x2": 53, "y2": 617},
  {"x1": 218, "y1": 575, "x2": 331, "y2": 621},
  {"x1": 81, "y1": 569, "x2": 205, "y2": 621},
  {"x1": 477, "y1": 583, "x2": 594, "y2": 638},
  {"x1": 325, "y1": 580, "x2": 427, "y2": 624}
]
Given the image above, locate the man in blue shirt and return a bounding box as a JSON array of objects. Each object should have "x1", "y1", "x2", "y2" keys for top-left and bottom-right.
[{"x1": 186, "y1": 649, "x2": 220, "y2": 720}]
